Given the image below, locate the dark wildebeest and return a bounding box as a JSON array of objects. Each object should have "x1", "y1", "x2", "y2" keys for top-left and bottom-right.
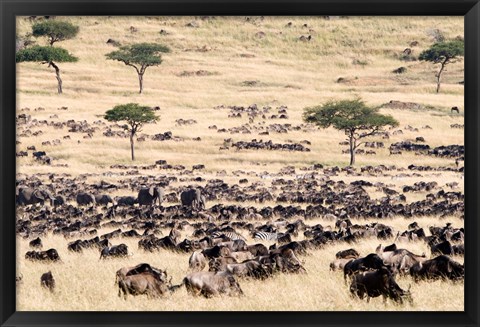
[
  {"x1": 181, "y1": 271, "x2": 243, "y2": 298},
  {"x1": 116, "y1": 263, "x2": 170, "y2": 299},
  {"x1": 336, "y1": 248, "x2": 360, "y2": 259},
  {"x1": 247, "y1": 243, "x2": 269, "y2": 256},
  {"x1": 25, "y1": 248, "x2": 60, "y2": 262},
  {"x1": 350, "y1": 267, "x2": 412, "y2": 304},
  {"x1": 94, "y1": 194, "x2": 114, "y2": 206},
  {"x1": 451, "y1": 106, "x2": 460, "y2": 114},
  {"x1": 100, "y1": 244, "x2": 128, "y2": 259},
  {"x1": 29, "y1": 237, "x2": 43, "y2": 248},
  {"x1": 344, "y1": 253, "x2": 385, "y2": 281},
  {"x1": 430, "y1": 240, "x2": 454, "y2": 255},
  {"x1": 410, "y1": 255, "x2": 464, "y2": 281},
  {"x1": 40, "y1": 271, "x2": 55, "y2": 292},
  {"x1": 76, "y1": 192, "x2": 96, "y2": 206},
  {"x1": 115, "y1": 196, "x2": 137, "y2": 206}
]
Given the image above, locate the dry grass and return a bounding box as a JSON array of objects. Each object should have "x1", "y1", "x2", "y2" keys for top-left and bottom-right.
[
  {"x1": 17, "y1": 216, "x2": 464, "y2": 311},
  {"x1": 16, "y1": 16, "x2": 464, "y2": 311}
]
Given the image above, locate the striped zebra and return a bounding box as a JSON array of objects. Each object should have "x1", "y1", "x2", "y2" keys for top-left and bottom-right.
[
  {"x1": 211, "y1": 231, "x2": 246, "y2": 241},
  {"x1": 253, "y1": 231, "x2": 281, "y2": 241}
]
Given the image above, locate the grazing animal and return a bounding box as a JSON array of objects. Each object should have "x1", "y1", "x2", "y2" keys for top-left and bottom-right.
[
  {"x1": 115, "y1": 196, "x2": 137, "y2": 206},
  {"x1": 253, "y1": 231, "x2": 281, "y2": 241},
  {"x1": 94, "y1": 194, "x2": 114, "y2": 206},
  {"x1": 25, "y1": 248, "x2": 60, "y2": 262},
  {"x1": 137, "y1": 186, "x2": 164, "y2": 206},
  {"x1": 344, "y1": 253, "x2": 385, "y2": 281},
  {"x1": 189, "y1": 250, "x2": 207, "y2": 272},
  {"x1": 350, "y1": 267, "x2": 412, "y2": 304},
  {"x1": 40, "y1": 271, "x2": 55, "y2": 292},
  {"x1": 29, "y1": 237, "x2": 43, "y2": 248},
  {"x1": 116, "y1": 263, "x2": 170, "y2": 298},
  {"x1": 181, "y1": 188, "x2": 205, "y2": 210},
  {"x1": 451, "y1": 106, "x2": 460, "y2": 113},
  {"x1": 100, "y1": 244, "x2": 128, "y2": 259},
  {"x1": 410, "y1": 255, "x2": 464, "y2": 281},
  {"x1": 16, "y1": 187, "x2": 55, "y2": 206},
  {"x1": 336, "y1": 248, "x2": 360, "y2": 259},
  {"x1": 330, "y1": 258, "x2": 354, "y2": 271},
  {"x1": 182, "y1": 271, "x2": 244, "y2": 298},
  {"x1": 211, "y1": 231, "x2": 246, "y2": 242},
  {"x1": 76, "y1": 192, "x2": 96, "y2": 206}
]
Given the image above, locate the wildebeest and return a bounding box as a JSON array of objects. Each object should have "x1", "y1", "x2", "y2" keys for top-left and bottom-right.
[
  {"x1": 344, "y1": 253, "x2": 385, "y2": 281},
  {"x1": 189, "y1": 250, "x2": 207, "y2": 272},
  {"x1": 94, "y1": 194, "x2": 114, "y2": 206},
  {"x1": 451, "y1": 106, "x2": 460, "y2": 113},
  {"x1": 182, "y1": 271, "x2": 244, "y2": 297},
  {"x1": 29, "y1": 237, "x2": 43, "y2": 248},
  {"x1": 350, "y1": 267, "x2": 412, "y2": 304},
  {"x1": 116, "y1": 263, "x2": 170, "y2": 298},
  {"x1": 115, "y1": 196, "x2": 137, "y2": 206},
  {"x1": 430, "y1": 240, "x2": 453, "y2": 255},
  {"x1": 100, "y1": 244, "x2": 128, "y2": 259},
  {"x1": 76, "y1": 192, "x2": 95, "y2": 206},
  {"x1": 330, "y1": 258, "x2": 354, "y2": 271},
  {"x1": 410, "y1": 255, "x2": 464, "y2": 281},
  {"x1": 40, "y1": 271, "x2": 55, "y2": 292},
  {"x1": 25, "y1": 248, "x2": 60, "y2": 262},
  {"x1": 336, "y1": 248, "x2": 360, "y2": 259}
]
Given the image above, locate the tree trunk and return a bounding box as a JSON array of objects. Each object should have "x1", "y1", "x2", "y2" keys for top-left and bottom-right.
[
  {"x1": 349, "y1": 134, "x2": 356, "y2": 166},
  {"x1": 130, "y1": 132, "x2": 135, "y2": 161},
  {"x1": 50, "y1": 61, "x2": 62, "y2": 94},
  {"x1": 436, "y1": 60, "x2": 447, "y2": 94},
  {"x1": 138, "y1": 73, "x2": 144, "y2": 94}
]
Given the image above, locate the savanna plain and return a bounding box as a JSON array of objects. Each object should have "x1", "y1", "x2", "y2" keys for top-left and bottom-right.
[{"x1": 16, "y1": 16, "x2": 464, "y2": 311}]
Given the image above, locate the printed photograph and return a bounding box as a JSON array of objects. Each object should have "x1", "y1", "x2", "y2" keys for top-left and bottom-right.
[{"x1": 15, "y1": 16, "x2": 464, "y2": 311}]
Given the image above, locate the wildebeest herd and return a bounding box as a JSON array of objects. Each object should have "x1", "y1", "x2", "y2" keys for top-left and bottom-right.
[{"x1": 16, "y1": 165, "x2": 464, "y2": 304}]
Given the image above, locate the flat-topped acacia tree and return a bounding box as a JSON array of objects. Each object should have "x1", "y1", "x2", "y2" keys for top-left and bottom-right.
[
  {"x1": 32, "y1": 20, "x2": 79, "y2": 46},
  {"x1": 106, "y1": 43, "x2": 170, "y2": 94},
  {"x1": 16, "y1": 20, "x2": 79, "y2": 94},
  {"x1": 16, "y1": 46, "x2": 77, "y2": 94},
  {"x1": 303, "y1": 98, "x2": 399, "y2": 166},
  {"x1": 104, "y1": 103, "x2": 159, "y2": 161},
  {"x1": 419, "y1": 39, "x2": 464, "y2": 93}
]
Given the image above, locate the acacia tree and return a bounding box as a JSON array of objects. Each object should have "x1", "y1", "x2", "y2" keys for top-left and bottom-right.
[
  {"x1": 303, "y1": 98, "x2": 399, "y2": 165},
  {"x1": 16, "y1": 45, "x2": 77, "y2": 94},
  {"x1": 32, "y1": 20, "x2": 79, "y2": 46},
  {"x1": 419, "y1": 39, "x2": 464, "y2": 93},
  {"x1": 104, "y1": 103, "x2": 159, "y2": 161},
  {"x1": 106, "y1": 43, "x2": 170, "y2": 94}
]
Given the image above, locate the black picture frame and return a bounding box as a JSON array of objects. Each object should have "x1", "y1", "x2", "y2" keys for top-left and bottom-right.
[{"x1": 1, "y1": 1, "x2": 479, "y2": 326}]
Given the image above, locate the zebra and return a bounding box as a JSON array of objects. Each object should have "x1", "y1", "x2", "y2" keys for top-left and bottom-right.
[
  {"x1": 253, "y1": 231, "x2": 281, "y2": 241},
  {"x1": 211, "y1": 231, "x2": 246, "y2": 241}
]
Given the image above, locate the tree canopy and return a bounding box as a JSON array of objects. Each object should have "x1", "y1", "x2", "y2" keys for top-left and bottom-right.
[
  {"x1": 32, "y1": 20, "x2": 79, "y2": 46},
  {"x1": 104, "y1": 103, "x2": 159, "y2": 160},
  {"x1": 106, "y1": 43, "x2": 170, "y2": 93},
  {"x1": 303, "y1": 98, "x2": 398, "y2": 165},
  {"x1": 15, "y1": 45, "x2": 78, "y2": 63},
  {"x1": 419, "y1": 39, "x2": 464, "y2": 64},
  {"x1": 419, "y1": 39, "x2": 464, "y2": 93}
]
